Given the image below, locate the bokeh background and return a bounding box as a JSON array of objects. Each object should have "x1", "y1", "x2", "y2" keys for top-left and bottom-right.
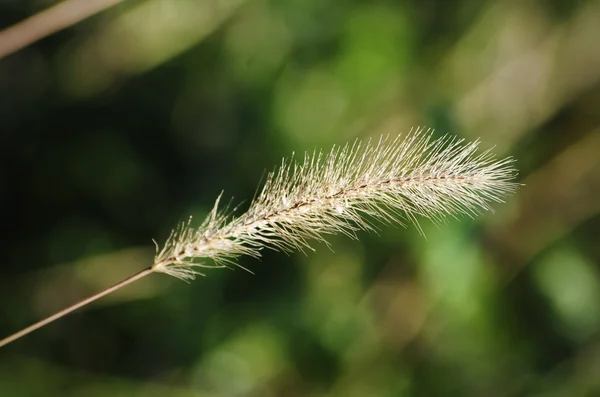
[{"x1": 1, "y1": 0, "x2": 600, "y2": 395}]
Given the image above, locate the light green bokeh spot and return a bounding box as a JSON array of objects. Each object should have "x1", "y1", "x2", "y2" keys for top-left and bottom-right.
[
  {"x1": 224, "y1": 1, "x2": 291, "y2": 85},
  {"x1": 194, "y1": 324, "x2": 286, "y2": 394},
  {"x1": 419, "y1": 225, "x2": 493, "y2": 321},
  {"x1": 274, "y1": 66, "x2": 348, "y2": 147},
  {"x1": 533, "y1": 245, "x2": 600, "y2": 340},
  {"x1": 335, "y1": 4, "x2": 411, "y2": 103}
]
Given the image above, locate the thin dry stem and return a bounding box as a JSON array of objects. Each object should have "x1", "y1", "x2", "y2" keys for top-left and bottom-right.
[{"x1": 0, "y1": 267, "x2": 152, "y2": 348}]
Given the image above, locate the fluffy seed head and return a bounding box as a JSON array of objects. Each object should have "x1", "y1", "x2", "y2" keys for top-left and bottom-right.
[{"x1": 153, "y1": 127, "x2": 519, "y2": 280}]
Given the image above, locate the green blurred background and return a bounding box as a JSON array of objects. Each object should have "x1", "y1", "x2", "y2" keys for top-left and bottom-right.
[{"x1": 1, "y1": 0, "x2": 600, "y2": 395}]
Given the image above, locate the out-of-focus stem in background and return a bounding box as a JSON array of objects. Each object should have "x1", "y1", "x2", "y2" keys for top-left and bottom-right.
[{"x1": 0, "y1": 0, "x2": 124, "y2": 59}]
